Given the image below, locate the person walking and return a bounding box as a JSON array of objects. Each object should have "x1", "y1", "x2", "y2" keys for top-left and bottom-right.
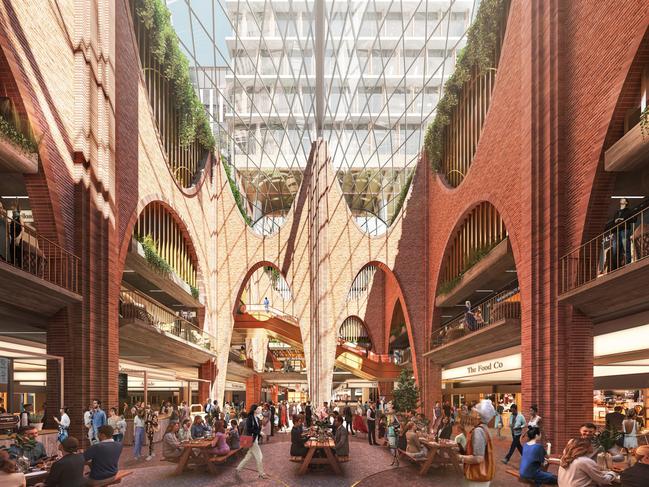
[
  {"x1": 622, "y1": 410, "x2": 639, "y2": 451},
  {"x1": 459, "y1": 400, "x2": 497, "y2": 487},
  {"x1": 263, "y1": 296, "x2": 270, "y2": 312},
  {"x1": 236, "y1": 404, "x2": 269, "y2": 480},
  {"x1": 91, "y1": 400, "x2": 106, "y2": 445},
  {"x1": 54, "y1": 407, "x2": 70, "y2": 443},
  {"x1": 367, "y1": 402, "x2": 377, "y2": 446},
  {"x1": 144, "y1": 405, "x2": 159, "y2": 461},
  {"x1": 494, "y1": 401, "x2": 504, "y2": 440},
  {"x1": 343, "y1": 403, "x2": 354, "y2": 436},
  {"x1": 502, "y1": 404, "x2": 526, "y2": 464},
  {"x1": 133, "y1": 404, "x2": 146, "y2": 461}
]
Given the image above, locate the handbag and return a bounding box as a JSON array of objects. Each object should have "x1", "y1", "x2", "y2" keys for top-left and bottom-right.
[{"x1": 240, "y1": 435, "x2": 254, "y2": 449}]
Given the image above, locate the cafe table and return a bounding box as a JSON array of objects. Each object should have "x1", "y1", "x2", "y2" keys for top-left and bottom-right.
[
  {"x1": 418, "y1": 438, "x2": 463, "y2": 476},
  {"x1": 174, "y1": 438, "x2": 216, "y2": 475},
  {"x1": 298, "y1": 438, "x2": 342, "y2": 475}
]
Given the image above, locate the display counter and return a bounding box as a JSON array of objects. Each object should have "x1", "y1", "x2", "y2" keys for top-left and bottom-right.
[{"x1": 0, "y1": 429, "x2": 59, "y2": 456}]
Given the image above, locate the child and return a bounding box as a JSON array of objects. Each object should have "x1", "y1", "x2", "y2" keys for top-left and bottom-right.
[{"x1": 228, "y1": 419, "x2": 240, "y2": 449}]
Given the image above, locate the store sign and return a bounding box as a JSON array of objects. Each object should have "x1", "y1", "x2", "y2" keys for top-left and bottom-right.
[
  {"x1": 442, "y1": 354, "x2": 521, "y2": 381},
  {"x1": 0, "y1": 358, "x2": 9, "y2": 385},
  {"x1": 226, "y1": 381, "x2": 246, "y2": 391}
]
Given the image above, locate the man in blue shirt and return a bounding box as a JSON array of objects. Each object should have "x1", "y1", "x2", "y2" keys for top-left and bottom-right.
[
  {"x1": 91, "y1": 400, "x2": 107, "y2": 444},
  {"x1": 502, "y1": 404, "x2": 526, "y2": 464},
  {"x1": 84, "y1": 425, "x2": 123, "y2": 485},
  {"x1": 519, "y1": 427, "x2": 557, "y2": 486}
]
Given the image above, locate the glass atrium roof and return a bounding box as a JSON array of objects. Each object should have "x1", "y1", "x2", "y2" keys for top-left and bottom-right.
[{"x1": 168, "y1": 0, "x2": 479, "y2": 235}]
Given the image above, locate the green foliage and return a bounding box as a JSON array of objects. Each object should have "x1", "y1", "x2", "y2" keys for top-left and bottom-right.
[
  {"x1": 221, "y1": 154, "x2": 253, "y2": 226},
  {"x1": 134, "y1": 0, "x2": 215, "y2": 151},
  {"x1": 28, "y1": 413, "x2": 44, "y2": 423},
  {"x1": 0, "y1": 107, "x2": 38, "y2": 154},
  {"x1": 640, "y1": 106, "x2": 649, "y2": 139},
  {"x1": 190, "y1": 285, "x2": 199, "y2": 299},
  {"x1": 135, "y1": 233, "x2": 172, "y2": 274},
  {"x1": 424, "y1": 0, "x2": 508, "y2": 172},
  {"x1": 388, "y1": 172, "x2": 414, "y2": 226},
  {"x1": 437, "y1": 240, "x2": 500, "y2": 295},
  {"x1": 393, "y1": 369, "x2": 420, "y2": 414},
  {"x1": 593, "y1": 427, "x2": 623, "y2": 452}
]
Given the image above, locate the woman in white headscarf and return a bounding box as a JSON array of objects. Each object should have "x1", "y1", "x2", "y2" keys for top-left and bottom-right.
[{"x1": 459, "y1": 399, "x2": 497, "y2": 487}]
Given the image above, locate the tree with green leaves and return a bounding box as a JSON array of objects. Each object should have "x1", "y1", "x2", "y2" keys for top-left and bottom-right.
[{"x1": 393, "y1": 369, "x2": 420, "y2": 413}]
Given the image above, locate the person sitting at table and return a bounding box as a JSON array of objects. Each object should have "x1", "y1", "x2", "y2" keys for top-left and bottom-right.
[
  {"x1": 520, "y1": 427, "x2": 557, "y2": 486},
  {"x1": 178, "y1": 418, "x2": 193, "y2": 442},
  {"x1": 620, "y1": 444, "x2": 649, "y2": 487},
  {"x1": 191, "y1": 415, "x2": 211, "y2": 438},
  {"x1": 0, "y1": 449, "x2": 25, "y2": 487},
  {"x1": 207, "y1": 420, "x2": 230, "y2": 456},
  {"x1": 83, "y1": 425, "x2": 123, "y2": 486},
  {"x1": 333, "y1": 416, "x2": 349, "y2": 457},
  {"x1": 404, "y1": 422, "x2": 427, "y2": 459},
  {"x1": 290, "y1": 414, "x2": 309, "y2": 457},
  {"x1": 36, "y1": 437, "x2": 85, "y2": 487},
  {"x1": 557, "y1": 437, "x2": 615, "y2": 487},
  {"x1": 228, "y1": 419, "x2": 240, "y2": 450},
  {"x1": 162, "y1": 423, "x2": 184, "y2": 460},
  {"x1": 9, "y1": 425, "x2": 48, "y2": 466}
]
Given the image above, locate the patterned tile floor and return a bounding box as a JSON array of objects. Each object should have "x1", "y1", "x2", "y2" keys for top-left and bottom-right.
[{"x1": 117, "y1": 430, "x2": 535, "y2": 486}]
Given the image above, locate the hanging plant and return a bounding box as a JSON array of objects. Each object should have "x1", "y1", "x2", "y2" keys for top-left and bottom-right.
[
  {"x1": 388, "y1": 172, "x2": 414, "y2": 226},
  {"x1": 221, "y1": 154, "x2": 253, "y2": 226},
  {"x1": 135, "y1": 233, "x2": 172, "y2": 274},
  {"x1": 0, "y1": 111, "x2": 38, "y2": 154},
  {"x1": 424, "y1": 0, "x2": 509, "y2": 171},
  {"x1": 134, "y1": 0, "x2": 215, "y2": 151}
]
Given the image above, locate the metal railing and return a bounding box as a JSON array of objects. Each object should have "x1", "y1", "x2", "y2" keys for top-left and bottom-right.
[
  {"x1": 560, "y1": 206, "x2": 649, "y2": 294},
  {"x1": 429, "y1": 288, "x2": 521, "y2": 351},
  {"x1": 0, "y1": 211, "x2": 80, "y2": 294},
  {"x1": 120, "y1": 287, "x2": 217, "y2": 353}
]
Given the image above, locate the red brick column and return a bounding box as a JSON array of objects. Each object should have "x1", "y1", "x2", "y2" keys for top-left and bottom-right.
[
  {"x1": 246, "y1": 374, "x2": 262, "y2": 407},
  {"x1": 46, "y1": 179, "x2": 119, "y2": 446},
  {"x1": 199, "y1": 360, "x2": 217, "y2": 402},
  {"x1": 271, "y1": 385, "x2": 278, "y2": 403}
]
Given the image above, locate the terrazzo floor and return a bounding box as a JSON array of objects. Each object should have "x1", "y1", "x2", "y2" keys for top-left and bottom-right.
[{"x1": 117, "y1": 430, "x2": 537, "y2": 486}]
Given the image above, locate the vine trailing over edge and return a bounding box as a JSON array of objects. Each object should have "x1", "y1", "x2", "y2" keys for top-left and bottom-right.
[
  {"x1": 134, "y1": 0, "x2": 215, "y2": 152},
  {"x1": 424, "y1": 0, "x2": 508, "y2": 172}
]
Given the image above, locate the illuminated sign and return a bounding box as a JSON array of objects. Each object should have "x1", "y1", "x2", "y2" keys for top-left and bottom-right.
[{"x1": 442, "y1": 354, "x2": 521, "y2": 381}]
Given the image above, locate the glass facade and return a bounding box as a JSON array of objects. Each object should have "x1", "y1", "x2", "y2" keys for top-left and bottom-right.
[{"x1": 173, "y1": 0, "x2": 478, "y2": 234}]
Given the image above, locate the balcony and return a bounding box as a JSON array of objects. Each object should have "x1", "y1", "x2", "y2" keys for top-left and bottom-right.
[
  {"x1": 560, "y1": 204, "x2": 649, "y2": 320},
  {"x1": 119, "y1": 287, "x2": 216, "y2": 368},
  {"x1": 0, "y1": 211, "x2": 81, "y2": 320},
  {"x1": 426, "y1": 289, "x2": 521, "y2": 365},
  {"x1": 604, "y1": 121, "x2": 649, "y2": 172},
  {"x1": 123, "y1": 238, "x2": 202, "y2": 309},
  {"x1": 436, "y1": 238, "x2": 515, "y2": 309}
]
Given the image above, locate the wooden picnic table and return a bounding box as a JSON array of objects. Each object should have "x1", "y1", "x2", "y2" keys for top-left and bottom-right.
[
  {"x1": 298, "y1": 438, "x2": 342, "y2": 475},
  {"x1": 417, "y1": 438, "x2": 463, "y2": 476},
  {"x1": 174, "y1": 438, "x2": 214, "y2": 475}
]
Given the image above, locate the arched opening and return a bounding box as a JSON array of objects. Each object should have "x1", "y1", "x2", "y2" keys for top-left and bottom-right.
[
  {"x1": 229, "y1": 263, "x2": 307, "y2": 408},
  {"x1": 429, "y1": 201, "x2": 521, "y2": 412},
  {"x1": 116, "y1": 200, "x2": 212, "y2": 417}
]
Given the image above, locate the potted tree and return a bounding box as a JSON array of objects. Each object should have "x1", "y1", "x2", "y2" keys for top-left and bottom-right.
[{"x1": 28, "y1": 412, "x2": 44, "y2": 431}]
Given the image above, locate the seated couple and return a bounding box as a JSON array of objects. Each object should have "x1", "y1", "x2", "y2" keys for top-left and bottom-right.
[
  {"x1": 163, "y1": 420, "x2": 235, "y2": 460},
  {"x1": 290, "y1": 415, "x2": 349, "y2": 458},
  {"x1": 33, "y1": 425, "x2": 123, "y2": 487}
]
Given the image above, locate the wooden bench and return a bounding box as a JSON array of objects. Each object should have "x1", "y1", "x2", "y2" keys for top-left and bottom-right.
[
  {"x1": 208, "y1": 448, "x2": 241, "y2": 463},
  {"x1": 336, "y1": 455, "x2": 350, "y2": 463},
  {"x1": 106, "y1": 470, "x2": 133, "y2": 485},
  {"x1": 289, "y1": 455, "x2": 303, "y2": 462},
  {"x1": 398, "y1": 449, "x2": 425, "y2": 463},
  {"x1": 505, "y1": 468, "x2": 536, "y2": 484}
]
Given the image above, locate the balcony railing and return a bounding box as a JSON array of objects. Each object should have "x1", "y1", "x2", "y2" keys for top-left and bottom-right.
[
  {"x1": 430, "y1": 288, "x2": 520, "y2": 350},
  {"x1": 0, "y1": 211, "x2": 80, "y2": 294},
  {"x1": 120, "y1": 287, "x2": 217, "y2": 353},
  {"x1": 560, "y1": 205, "x2": 649, "y2": 294}
]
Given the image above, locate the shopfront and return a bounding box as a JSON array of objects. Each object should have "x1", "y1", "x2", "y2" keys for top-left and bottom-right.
[{"x1": 441, "y1": 348, "x2": 522, "y2": 412}]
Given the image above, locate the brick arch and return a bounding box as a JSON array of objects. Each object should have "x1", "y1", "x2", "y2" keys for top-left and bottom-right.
[
  {"x1": 350, "y1": 260, "x2": 421, "y2": 385},
  {"x1": 337, "y1": 315, "x2": 377, "y2": 352},
  {"x1": 232, "y1": 260, "x2": 294, "y2": 318},
  {"x1": 0, "y1": 35, "x2": 74, "y2": 250},
  {"x1": 579, "y1": 26, "x2": 649, "y2": 247},
  {"x1": 116, "y1": 194, "x2": 204, "y2": 290}
]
